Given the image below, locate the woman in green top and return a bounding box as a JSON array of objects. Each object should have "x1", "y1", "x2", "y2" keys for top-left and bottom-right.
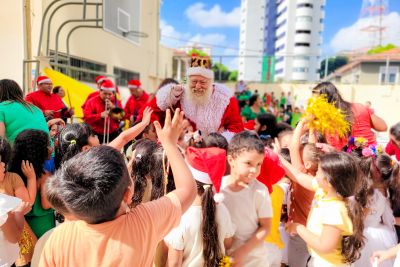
[
  {"x1": 241, "y1": 94, "x2": 266, "y2": 121},
  {"x1": 0, "y1": 79, "x2": 49, "y2": 143}
]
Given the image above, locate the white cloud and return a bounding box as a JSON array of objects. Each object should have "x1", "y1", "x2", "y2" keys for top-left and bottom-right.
[
  {"x1": 185, "y1": 3, "x2": 240, "y2": 28},
  {"x1": 188, "y1": 33, "x2": 226, "y2": 46},
  {"x1": 330, "y1": 12, "x2": 400, "y2": 52}
]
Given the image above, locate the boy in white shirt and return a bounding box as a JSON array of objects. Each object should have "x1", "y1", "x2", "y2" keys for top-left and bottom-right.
[{"x1": 222, "y1": 131, "x2": 273, "y2": 266}]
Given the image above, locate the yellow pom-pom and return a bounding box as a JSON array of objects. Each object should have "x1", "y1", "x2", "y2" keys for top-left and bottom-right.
[{"x1": 303, "y1": 95, "x2": 350, "y2": 138}]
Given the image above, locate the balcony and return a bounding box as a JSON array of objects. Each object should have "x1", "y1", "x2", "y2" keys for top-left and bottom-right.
[{"x1": 294, "y1": 33, "x2": 312, "y2": 44}]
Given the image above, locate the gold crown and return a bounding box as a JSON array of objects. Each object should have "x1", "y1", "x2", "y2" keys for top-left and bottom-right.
[{"x1": 190, "y1": 54, "x2": 212, "y2": 69}]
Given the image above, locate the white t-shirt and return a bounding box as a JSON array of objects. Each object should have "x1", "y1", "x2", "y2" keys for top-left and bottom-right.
[
  {"x1": 221, "y1": 177, "x2": 273, "y2": 266},
  {"x1": 0, "y1": 193, "x2": 21, "y2": 267},
  {"x1": 164, "y1": 203, "x2": 235, "y2": 267}
]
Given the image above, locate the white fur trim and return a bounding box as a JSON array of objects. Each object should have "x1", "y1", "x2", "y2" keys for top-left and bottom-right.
[
  {"x1": 38, "y1": 79, "x2": 51, "y2": 84},
  {"x1": 213, "y1": 193, "x2": 225, "y2": 203},
  {"x1": 97, "y1": 77, "x2": 106, "y2": 84},
  {"x1": 100, "y1": 86, "x2": 115, "y2": 92},
  {"x1": 187, "y1": 67, "x2": 214, "y2": 79},
  {"x1": 156, "y1": 83, "x2": 179, "y2": 111},
  {"x1": 181, "y1": 83, "x2": 233, "y2": 135},
  {"x1": 128, "y1": 85, "x2": 139, "y2": 89},
  {"x1": 187, "y1": 164, "x2": 211, "y2": 184}
]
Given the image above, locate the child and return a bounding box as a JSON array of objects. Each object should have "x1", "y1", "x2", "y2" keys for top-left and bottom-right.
[
  {"x1": 165, "y1": 147, "x2": 235, "y2": 267},
  {"x1": 286, "y1": 119, "x2": 320, "y2": 267},
  {"x1": 221, "y1": 131, "x2": 272, "y2": 266},
  {"x1": 39, "y1": 108, "x2": 197, "y2": 266},
  {"x1": 385, "y1": 122, "x2": 400, "y2": 161},
  {"x1": 283, "y1": 152, "x2": 364, "y2": 267},
  {"x1": 57, "y1": 106, "x2": 153, "y2": 164},
  {"x1": 0, "y1": 194, "x2": 31, "y2": 267}
]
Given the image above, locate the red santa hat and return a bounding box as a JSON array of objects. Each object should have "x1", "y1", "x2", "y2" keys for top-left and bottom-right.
[
  {"x1": 100, "y1": 80, "x2": 115, "y2": 92},
  {"x1": 95, "y1": 75, "x2": 107, "y2": 85},
  {"x1": 185, "y1": 147, "x2": 226, "y2": 202},
  {"x1": 187, "y1": 53, "x2": 214, "y2": 80},
  {"x1": 257, "y1": 148, "x2": 285, "y2": 193},
  {"x1": 37, "y1": 76, "x2": 52, "y2": 85},
  {"x1": 128, "y1": 79, "x2": 141, "y2": 89}
]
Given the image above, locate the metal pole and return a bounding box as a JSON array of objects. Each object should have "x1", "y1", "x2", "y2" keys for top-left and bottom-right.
[
  {"x1": 55, "y1": 19, "x2": 102, "y2": 68},
  {"x1": 83, "y1": 0, "x2": 87, "y2": 19},
  {"x1": 324, "y1": 57, "x2": 329, "y2": 80},
  {"x1": 219, "y1": 56, "x2": 222, "y2": 81},
  {"x1": 385, "y1": 56, "x2": 390, "y2": 84},
  {"x1": 66, "y1": 25, "x2": 102, "y2": 76}
]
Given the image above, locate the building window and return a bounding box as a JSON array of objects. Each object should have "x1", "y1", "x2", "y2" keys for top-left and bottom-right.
[
  {"x1": 276, "y1": 6, "x2": 287, "y2": 18},
  {"x1": 297, "y1": 3, "x2": 313, "y2": 8},
  {"x1": 293, "y1": 67, "x2": 309, "y2": 73},
  {"x1": 276, "y1": 44, "x2": 285, "y2": 52},
  {"x1": 49, "y1": 50, "x2": 107, "y2": 83},
  {"x1": 275, "y1": 68, "x2": 284, "y2": 75},
  {"x1": 296, "y1": 30, "x2": 311, "y2": 34},
  {"x1": 296, "y1": 16, "x2": 312, "y2": 22},
  {"x1": 276, "y1": 31, "x2": 286, "y2": 41},
  {"x1": 275, "y1": 19, "x2": 287, "y2": 30},
  {"x1": 276, "y1": 56, "x2": 284, "y2": 63},
  {"x1": 294, "y1": 56, "x2": 310, "y2": 60},
  {"x1": 320, "y1": 18, "x2": 324, "y2": 23},
  {"x1": 114, "y1": 67, "x2": 140, "y2": 87},
  {"x1": 295, "y1": 43, "x2": 310, "y2": 47},
  {"x1": 379, "y1": 66, "x2": 399, "y2": 84}
]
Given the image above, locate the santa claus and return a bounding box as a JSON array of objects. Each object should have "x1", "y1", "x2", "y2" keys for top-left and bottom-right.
[{"x1": 140, "y1": 54, "x2": 243, "y2": 138}]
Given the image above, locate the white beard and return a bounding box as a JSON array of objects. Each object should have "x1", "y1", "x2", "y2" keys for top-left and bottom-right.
[{"x1": 184, "y1": 84, "x2": 213, "y2": 106}]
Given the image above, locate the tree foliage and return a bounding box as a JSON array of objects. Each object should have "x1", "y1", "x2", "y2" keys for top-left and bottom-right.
[{"x1": 319, "y1": 56, "x2": 349, "y2": 78}]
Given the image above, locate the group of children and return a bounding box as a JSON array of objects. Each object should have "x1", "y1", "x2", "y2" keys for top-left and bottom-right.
[{"x1": 3, "y1": 85, "x2": 400, "y2": 267}]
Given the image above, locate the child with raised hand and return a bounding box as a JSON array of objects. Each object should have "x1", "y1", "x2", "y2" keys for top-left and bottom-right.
[
  {"x1": 165, "y1": 146, "x2": 235, "y2": 267},
  {"x1": 57, "y1": 106, "x2": 153, "y2": 164},
  {"x1": 221, "y1": 131, "x2": 272, "y2": 266},
  {"x1": 286, "y1": 118, "x2": 320, "y2": 266},
  {"x1": 283, "y1": 152, "x2": 365, "y2": 267},
  {"x1": 39, "y1": 108, "x2": 197, "y2": 267}
]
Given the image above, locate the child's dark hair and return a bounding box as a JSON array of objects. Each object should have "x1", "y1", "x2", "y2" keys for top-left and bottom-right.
[
  {"x1": 390, "y1": 122, "x2": 400, "y2": 141},
  {"x1": 8, "y1": 129, "x2": 49, "y2": 185},
  {"x1": 248, "y1": 94, "x2": 259, "y2": 107},
  {"x1": 228, "y1": 131, "x2": 264, "y2": 158},
  {"x1": 196, "y1": 181, "x2": 222, "y2": 267},
  {"x1": 0, "y1": 137, "x2": 11, "y2": 167},
  {"x1": 49, "y1": 145, "x2": 130, "y2": 224},
  {"x1": 57, "y1": 123, "x2": 94, "y2": 164},
  {"x1": 302, "y1": 143, "x2": 320, "y2": 172},
  {"x1": 130, "y1": 139, "x2": 168, "y2": 207},
  {"x1": 279, "y1": 148, "x2": 291, "y2": 163},
  {"x1": 203, "y1": 133, "x2": 228, "y2": 151},
  {"x1": 256, "y1": 113, "x2": 278, "y2": 138},
  {"x1": 52, "y1": 86, "x2": 62, "y2": 94},
  {"x1": 132, "y1": 122, "x2": 154, "y2": 140},
  {"x1": 319, "y1": 152, "x2": 364, "y2": 263},
  {"x1": 376, "y1": 154, "x2": 400, "y2": 212}
]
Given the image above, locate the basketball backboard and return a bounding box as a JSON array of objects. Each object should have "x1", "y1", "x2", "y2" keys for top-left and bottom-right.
[{"x1": 103, "y1": 0, "x2": 147, "y2": 44}]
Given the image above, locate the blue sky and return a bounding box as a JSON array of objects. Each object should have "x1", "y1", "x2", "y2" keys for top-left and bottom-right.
[{"x1": 160, "y1": 0, "x2": 400, "y2": 69}]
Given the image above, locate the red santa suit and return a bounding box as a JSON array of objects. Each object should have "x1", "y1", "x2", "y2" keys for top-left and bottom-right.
[
  {"x1": 25, "y1": 90, "x2": 66, "y2": 119},
  {"x1": 83, "y1": 94, "x2": 122, "y2": 136},
  {"x1": 124, "y1": 91, "x2": 149, "y2": 121},
  {"x1": 141, "y1": 83, "x2": 243, "y2": 137}
]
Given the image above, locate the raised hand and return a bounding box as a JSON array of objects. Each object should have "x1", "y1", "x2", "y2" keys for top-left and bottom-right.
[
  {"x1": 141, "y1": 107, "x2": 153, "y2": 126},
  {"x1": 154, "y1": 108, "x2": 184, "y2": 145},
  {"x1": 21, "y1": 160, "x2": 36, "y2": 180}
]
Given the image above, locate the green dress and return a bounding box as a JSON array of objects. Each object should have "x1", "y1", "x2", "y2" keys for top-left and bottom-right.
[
  {"x1": 0, "y1": 101, "x2": 49, "y2": 143},
  {"x1": 241, "y1": 105, "x2": 266, "y2": 121},
  {"x1": 25, "y1": 192, "x2": 55, "y2": 238}
]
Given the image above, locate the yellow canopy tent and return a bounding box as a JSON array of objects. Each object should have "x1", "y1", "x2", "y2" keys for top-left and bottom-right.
[{"x1": 43, "y1": 67, "x2": 95, "y2": 120}]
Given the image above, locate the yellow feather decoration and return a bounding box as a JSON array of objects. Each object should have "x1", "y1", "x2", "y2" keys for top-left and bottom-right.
[{"x1": 303, "y1": 95, "x2": 350, "y2": 138}]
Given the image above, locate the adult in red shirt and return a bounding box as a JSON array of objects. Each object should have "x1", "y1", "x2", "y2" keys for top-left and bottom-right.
[
  {"x1": 83, "y1": 80, "x2": 122, "y2": 143},
  {"x1": 124, "y1": 79, "x2": 149, "y2": 124},
  {"x1": 313, "y1": 82, "x2": 387, "y2": 150},
  {"x1": 25, "y1": 76, "x2": 73, "y2": 120},
  {"x1": 138, "y1": 54, "x2": 243, "y2": 140}
]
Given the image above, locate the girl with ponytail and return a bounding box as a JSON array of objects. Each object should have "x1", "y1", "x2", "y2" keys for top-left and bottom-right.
[
  {"x1": 165, "y1": 147, "x2": 235, "y2": 267},
  {"x1": 280, "y1": 151, "x2": 365, "y2": 266}
]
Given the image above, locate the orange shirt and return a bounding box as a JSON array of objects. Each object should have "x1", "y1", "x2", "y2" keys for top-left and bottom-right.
[{"x1": 39, "y1": 195, "x2": 181, "y2": 267}]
